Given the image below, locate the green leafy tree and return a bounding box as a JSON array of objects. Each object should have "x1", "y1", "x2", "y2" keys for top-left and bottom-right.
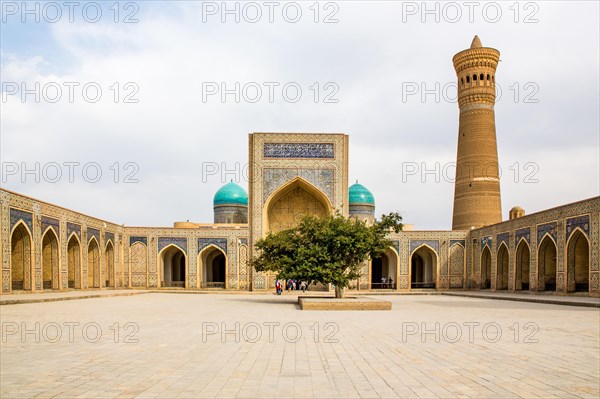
[{"x1": 252, "y1": 212, "x2": 403, "y2": 298}]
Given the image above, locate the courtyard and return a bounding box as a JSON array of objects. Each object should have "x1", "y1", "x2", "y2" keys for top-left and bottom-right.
[{"x1": 1, "y1": 293, "x2": 599, "y2": 398}]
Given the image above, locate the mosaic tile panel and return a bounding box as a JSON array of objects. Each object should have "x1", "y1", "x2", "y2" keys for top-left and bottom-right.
[
  {"x1": 262, "y1": 168, "x2": 335, "y2": 205},
  {"x1": 409, "y1": 240, "x2": 439, "y2": 254},
  {"x1": 10, "y1": 208, "x2": 33, "y2": 232},
  {"x1": 263, "y1": 143, "x2": 334, "y2": 159},
  {"x1": 87, "y1": 228, "x2": 100, "y2": 244},
  {"x1": 130, "y1": 236, "x2": 147, "y2": 246},
  {"x1": 67, "y1": 222, "x2": 81, "y2": 240},
  {"x1": 158, "y1": 237, "x2": 187, "y2": 254},
  {"x1": 496, "y1": 232, "x2": 509, "y2": 249},
  {"x1": 198, "y1": 238, "x2": 227, "y2": 253},
  {"x1": 566, "y1": 215, "x2": 590, "y2": 239},
  {"x1": 105, "y1": 232, "x2": 115, "y2": 244},
  {"x1": 480, "y1": 236, "x2": 492, "y2": 249},
  {"x1": 515, "y1": 227, "x2": 530, "y2": 246},
  {"x1": 41, "y1": 216, "x2": 60, "y2": 235},
  {"x1": 449, "y1": 239, "x2": 465, "y2": 247},
  {"x1": 537, "y1": 222, "x2": 557, "y2": 244}
]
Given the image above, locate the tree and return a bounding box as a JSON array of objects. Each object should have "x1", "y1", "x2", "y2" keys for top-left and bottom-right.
[{"x1": 252, "y1": 212, "x2": 403, "y2": 298}]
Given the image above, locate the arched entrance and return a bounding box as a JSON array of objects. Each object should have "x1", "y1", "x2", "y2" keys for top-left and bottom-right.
[
  {"x1": 411, "y1": 246, "x2": 437, "y2": 289},
  {"x1": 538, "y1": 235, "x2": 557, "y2": 291},
  {"x1": 11, "y1": 222, "x2": 32, "y2": 291},
  {"x1": 199, "y1": 246, "x2": 227, "y2": 289},
  {"x1": 264, "y1": 177, "x2": 333, "y2": 234},
  {"x1": 87, "y1": 238, "x2": 100, "y2": 289},
  {"x1": 67, "y1": 235, "x2": 81, "y2": 289},
  {"x1": 370, "y1": 248, "x2": 398, "y2": 289},
  {"x1": 567, "y1": 230, "x2": 589, "y2": 292},
  {"x1": 161, "y1": 245, "x2": 186, "y2": 288},
  {"x1": 105, "y1": 241, "x2": 114, "y2": 288},
  {"x1": 481, "y1": 246, "x2": 492, "y2": 289},
  {"x1": 515, "y1": 240, "x2": 530, "y2": 291},
  {"x1": 496, "y1": 244, "x2": 509, "y2": 290},
  {"x1": 42, "y1": 228, "x2": 60, "y2": 290}
]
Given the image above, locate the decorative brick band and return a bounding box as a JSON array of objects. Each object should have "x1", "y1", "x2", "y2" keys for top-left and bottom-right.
[{"x1": 264, "y1": 143, "x2": 334, "y2": 159}]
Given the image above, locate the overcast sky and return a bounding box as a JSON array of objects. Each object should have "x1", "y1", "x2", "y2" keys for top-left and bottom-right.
[{"x1": 1, "y1": 1, "x2": 598, "y2": 229}]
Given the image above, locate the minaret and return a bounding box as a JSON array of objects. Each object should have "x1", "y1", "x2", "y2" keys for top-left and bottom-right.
[{"x1": 451, "y1": 35, "x2": 502, "y2": 230}]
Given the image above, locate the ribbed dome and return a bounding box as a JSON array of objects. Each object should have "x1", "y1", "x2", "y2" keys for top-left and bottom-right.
[
  {"x1": 213, "y1": 182, "x2": 248, "y2": 206},
  {"x1": 349, "y1": 182, "x2": 375, "y2": 205}
]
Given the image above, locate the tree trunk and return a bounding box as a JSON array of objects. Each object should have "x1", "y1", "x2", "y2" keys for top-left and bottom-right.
[{"x1": 335, "y1": 286, "x2": 345, "y2": 298}]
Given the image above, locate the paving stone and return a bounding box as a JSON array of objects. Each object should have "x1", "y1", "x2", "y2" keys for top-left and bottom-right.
[{"x1": 1, "y1": 294, "x2": 598, "y2": 398}]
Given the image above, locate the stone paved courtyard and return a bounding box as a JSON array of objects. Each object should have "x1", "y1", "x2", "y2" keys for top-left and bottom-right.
[{"x1": 1, "y1": 294, "x2": 599, "y2": 398}]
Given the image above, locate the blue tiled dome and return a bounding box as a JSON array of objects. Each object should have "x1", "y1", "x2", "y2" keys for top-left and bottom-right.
[
  {"x1": 213, "y1": 182, "x2": 248, "y2": 206},
  {"x1": 349, "y1": 183, "x2": 375, "y2": 205}
]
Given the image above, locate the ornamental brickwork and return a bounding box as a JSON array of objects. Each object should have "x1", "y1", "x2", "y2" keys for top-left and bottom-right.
[{"x1": 452, "y1": 36, "x2": 502, "y2": 230}]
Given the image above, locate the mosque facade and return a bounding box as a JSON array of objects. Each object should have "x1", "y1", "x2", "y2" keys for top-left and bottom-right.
[{"x1": 2, "y1": 38, "x2": 599, "y2": 296}]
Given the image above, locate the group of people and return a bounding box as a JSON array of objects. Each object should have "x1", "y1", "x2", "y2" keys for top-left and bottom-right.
[
  {"x1": 380, "y1": 276, "x2": 394, "y2": 289},
  {"x1": 275, "y1": 278, "x2": 308, "y2": 295}
]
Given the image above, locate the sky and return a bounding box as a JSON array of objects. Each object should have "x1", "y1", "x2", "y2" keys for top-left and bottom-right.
[{"x1": 1, "y1": 0, "x2": 599, "y2": 229}]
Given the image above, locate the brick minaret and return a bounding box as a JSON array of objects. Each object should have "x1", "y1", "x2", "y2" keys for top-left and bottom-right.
[{"x1": 452, "y1": 35, "x2": 502, "y2": 230}]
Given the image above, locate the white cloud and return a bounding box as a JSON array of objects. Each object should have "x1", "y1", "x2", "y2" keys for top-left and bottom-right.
[{"x1": 1, "y1": 1, "x2": 598, "y2": 228}]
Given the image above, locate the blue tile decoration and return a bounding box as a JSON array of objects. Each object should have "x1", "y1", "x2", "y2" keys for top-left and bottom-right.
[
  {"x1": 566, "y1": 215, "x2": 590, "y2": 238},
  {"x1": 409, "y1": 240, "x2": 439, "y2": 254},
  {"x1": 105, "y1": 232, "x2": 115, "y2": 244},
  {"x1": 10, "y1": 208, "x2": 33, "y2": 232},
  {"x1": 391, "y1": 240, "x2": 400, "y2": 254},
  {"x1": 263, "y1": 168, "x2": 335, "y2": 205},
  {"x1": 158, "y1": 237, "x2": 187, "y2": 254},
  {"x1": 537, "y1": 222, "x2": 557, "y2": 244},
  {"x1": 87, "y1": 228, "x2": 100, "y2": 243},
  {"x1": 130, "y1": 236, "x2": 147, "y2": 246},
  {"x1": 450, "y1": 239, "x2": 466, "y2": 247},
  {"x1": 515, "y1": 228, "x2": 530, "y2": 246},
  {"x1": 264, "y1": 143, "x2": 334, "y2": 159},
  {"x1": 239, "y1": 238, "x2": 248, "y2": 246},
  {"x1": 67, "y1": 222, "x2": 81, "y2": 240},
  {"x1": 480, "y1": 236, "x2": 492, "y2": 249},
  {"x1": 349, "y1": 205, "x2": 375, "y2": 217},
  {"x1": 198, "y1": 238, "x2": 227, "y2": 253},
  {"x1": 496, "y1": 232, "x2": 509, "y2": 249},
  {"x1": 41, "y1": 216, "x2": 60, "y2": 235}
]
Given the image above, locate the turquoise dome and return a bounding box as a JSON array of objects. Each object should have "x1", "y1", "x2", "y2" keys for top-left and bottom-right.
[
  {"x1": 213, "y1": 182, "x2": 248, "y2": 206},
  {"x1": 349, "y1": 183, "x2": 375, "y2": 205}
]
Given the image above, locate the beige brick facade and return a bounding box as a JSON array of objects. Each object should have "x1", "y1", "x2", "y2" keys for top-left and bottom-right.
[{"x1": 2, "y1": 38, "x2": 597, "y2": 297}]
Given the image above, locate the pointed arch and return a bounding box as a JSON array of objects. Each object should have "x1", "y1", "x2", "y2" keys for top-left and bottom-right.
[
  {"x1": 481, "y1": 246, "x2": 492, "y2": 289},
  {"x1": 410, "y1": 244, "x2": 438, "y2": 289},
  {"x1": 105, "y1": 240, "x2": 115, "y2": 288},
  {"x1": 263, "y1": 177, "x2": 333, "y2": 234},
  {"x1": 10, "y1": 221, "x2": 32, "y2": 291},
  {"x1": 496, "y1": 242, "x2": 509, "y2": 290},
  {"x1": 41, "y1": 227, "x2": 60, "y2": 290},
  {"x1": 67, "y1": 233, "x2": 81, "y2": 289},
  {"x1": 198, "y1": 244, "x2": 227, "y2": 289},
  {"x1": 87, "y1": 237, "x2": 100, "y2": 289},
  {"x1": 515, "y1": 238, "x2": 531, "y2": 291},
  {"x1": 370, "y1": 246, "x2": 398, "y2": 289},
  {"x1": 566, "y1": 228, "x2": 589, "y2": 292},
  {"x1": 538, "y1": 234, "x2": 557, "y2": 291},
  {"x1": 159, "y1": 244, "x2": 187, "y2": 288}
]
